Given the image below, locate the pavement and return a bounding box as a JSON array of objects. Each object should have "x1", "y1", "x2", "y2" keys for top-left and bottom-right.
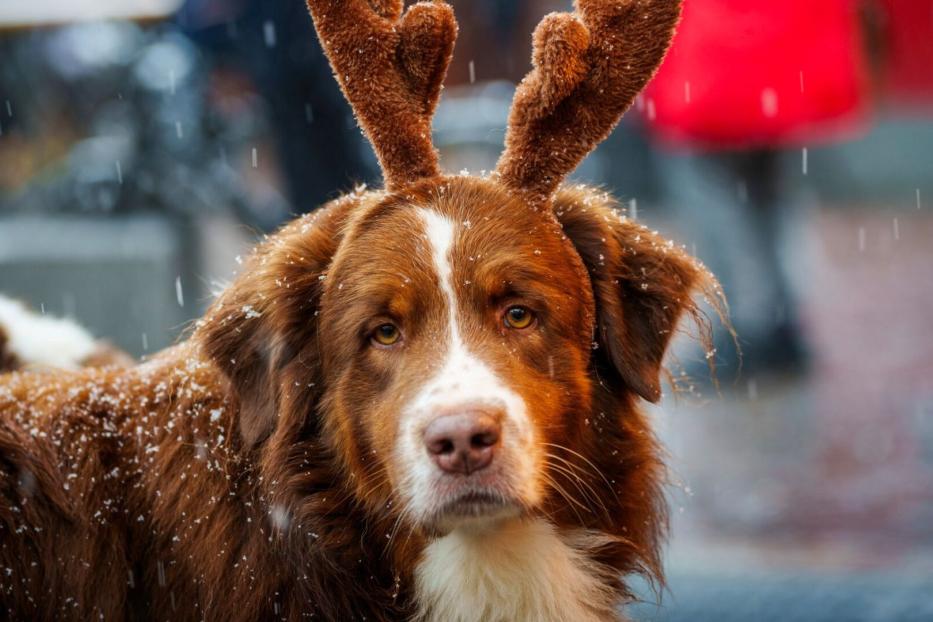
[{"x1": 631, "y1": 567, "x2": 933, "y2": 622}]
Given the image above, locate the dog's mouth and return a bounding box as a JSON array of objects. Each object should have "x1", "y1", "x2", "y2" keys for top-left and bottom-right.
[
  {"x1": 422, "y1": 489, "x2": 523, "y2": 535},
  {"x1": 439, "y1": 490, "x2": 512, "y2": 516}
]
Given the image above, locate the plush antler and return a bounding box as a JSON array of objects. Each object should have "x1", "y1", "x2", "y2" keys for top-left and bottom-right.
[
  {"x1": 306, "y1": 0, "x2": 457, "y2": 191},
  {"x1": 496, "y1": 0, "x2": 682, "y2": 203}
]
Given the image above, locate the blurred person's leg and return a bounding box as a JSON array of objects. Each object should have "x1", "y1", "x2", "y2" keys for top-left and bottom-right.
[
  {"x1": 656, "y1": 148, "x2": 805, "y2": 379},
  {"x1": 736, "y1": 150, "x2": 805, "y2": 370},
  {"x1": 243, "y1": 0, "x2": 379, "y2": 213}
]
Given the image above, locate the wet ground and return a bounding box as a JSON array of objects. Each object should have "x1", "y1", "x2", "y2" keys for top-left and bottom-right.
[{"x1": 632, "y1": 567, "x2": 933, "y2": 621}]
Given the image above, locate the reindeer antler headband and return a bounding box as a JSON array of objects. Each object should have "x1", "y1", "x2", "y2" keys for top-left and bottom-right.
[{"x1": 306, "y1": 0, "x2": 682, "y2": 201}]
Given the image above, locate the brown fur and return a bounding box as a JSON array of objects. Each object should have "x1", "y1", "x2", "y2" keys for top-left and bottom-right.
[
  {"x1": 0, "y1": 327, "x2": 18, "y2": 373},
  {"x1": 0, "y1": 2, "x2": 704, "y2": 619},
  {"x1": 78, "y1": 343, "x2": 136, "y2": 370}
]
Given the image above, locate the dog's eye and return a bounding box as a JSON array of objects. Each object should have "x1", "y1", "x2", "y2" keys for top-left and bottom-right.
[
  {"x1": 504, "y1": 306, "x2": 534, "y2": 329},
  {"x1": 372, "y1": 323, "x2": 401, "y2": 347}
]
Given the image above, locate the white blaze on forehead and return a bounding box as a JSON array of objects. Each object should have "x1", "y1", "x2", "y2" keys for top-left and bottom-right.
[
  {"x1": 414, "y1": 209, "x2": 528, "y2": 415},
  {"x1": 421, "y1": 209, "x2": 456, "y2": 307},
  {"x1": 396, "y1": 209, "x2": 537, "y2": 519}
]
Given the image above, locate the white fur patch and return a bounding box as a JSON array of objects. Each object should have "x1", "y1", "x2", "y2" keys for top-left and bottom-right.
[
  {"x1": 0, "y1": 295, "x2": 97, "y2": 370},
  {"x1": 396, "y1": 209, "x2": 538, "y2": 522},
  {"x1": 414, "y1": 518, "x2": 617, "y2": 622}
]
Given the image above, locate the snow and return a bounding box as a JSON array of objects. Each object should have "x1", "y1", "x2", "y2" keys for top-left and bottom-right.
[{"x1": 241, "y1": 305, "x2": 262, "y2": 319}]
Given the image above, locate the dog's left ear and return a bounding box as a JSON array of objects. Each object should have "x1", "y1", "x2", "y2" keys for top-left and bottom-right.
[
  {"x1": 196, "y1": 198, "x2": 358, "y2": 448},
  {"x1": 555, "y1": 188, "x2": 709, "y2": 402}
]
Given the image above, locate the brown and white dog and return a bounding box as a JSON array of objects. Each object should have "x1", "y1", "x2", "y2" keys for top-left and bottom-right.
[{"x1": 0, "y1": 1, "x2": 717, "y2": 620}]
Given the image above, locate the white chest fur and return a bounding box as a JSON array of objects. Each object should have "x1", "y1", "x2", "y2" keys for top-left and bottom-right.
[{"x1": 414, "y1": 518, "x2": 619, "y2": 622}]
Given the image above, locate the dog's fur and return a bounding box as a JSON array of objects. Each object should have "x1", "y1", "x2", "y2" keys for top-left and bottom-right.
[{"x1": 0, "y1": 2, "x2": 711, "y2": 620}]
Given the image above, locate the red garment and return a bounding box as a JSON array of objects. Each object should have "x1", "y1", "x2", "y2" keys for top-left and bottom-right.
[
  {"x1": 644, "y1": 0, "x2": 870, "y2": 149},
  {"x1": 878, "y1": 0, "x2": 933, "y2": 108}
]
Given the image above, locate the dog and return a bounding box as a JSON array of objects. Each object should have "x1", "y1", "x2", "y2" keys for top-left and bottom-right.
[{"x1": 0, "y1": 1, "x2": 716, "y2": 620}]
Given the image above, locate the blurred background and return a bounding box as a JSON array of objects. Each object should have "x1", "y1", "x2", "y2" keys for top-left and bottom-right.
[{"x1": 0, "y1": 0, "x2": 931, "y2": 619}]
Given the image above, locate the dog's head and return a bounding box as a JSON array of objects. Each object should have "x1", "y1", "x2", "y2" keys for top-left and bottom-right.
[
  {"x1": 197, "y1": 0, "x2": 697, "y2": 577},
  {"x1": 198, "y1": 176, "x2": 709, "y2": 532}
]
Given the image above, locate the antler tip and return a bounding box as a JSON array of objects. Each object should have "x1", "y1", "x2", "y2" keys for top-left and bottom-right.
[{"x1": 496, "y1": 0, "x2": 684, "y2": 201}]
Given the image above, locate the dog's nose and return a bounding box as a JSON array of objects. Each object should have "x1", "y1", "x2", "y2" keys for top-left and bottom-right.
[{"x1": 424, "y1": 412, "x2": 502, "y2": 475}]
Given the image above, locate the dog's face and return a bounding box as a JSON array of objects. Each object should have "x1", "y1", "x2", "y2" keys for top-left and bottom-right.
[
  {"x1": 200, "y1": 177, "x2": 707, "y2": 539},
  {"x1": 318, "y1": 179, "x2": 597, "y2": 533}
]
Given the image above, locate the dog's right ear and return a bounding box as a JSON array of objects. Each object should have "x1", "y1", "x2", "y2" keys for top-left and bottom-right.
[
  {"x1": 196, "y1": 196, "x2": 360, "y2": 449},
  {"x1": 555, "y1": 186, "x2": 719, "y2": 402}
]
